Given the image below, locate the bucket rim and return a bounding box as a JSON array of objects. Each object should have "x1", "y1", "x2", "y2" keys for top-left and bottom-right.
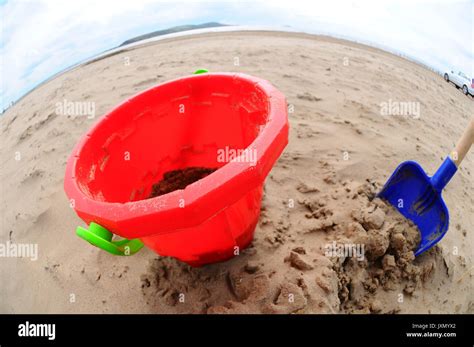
[{"x1": 64, "y1": 72, "x2": 289, "y2": 238}]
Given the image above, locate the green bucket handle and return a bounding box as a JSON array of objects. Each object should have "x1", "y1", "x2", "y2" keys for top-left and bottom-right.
[
  {"x1": 194, "y1": 68, "x2": 209, "y2": 74},
  {"x1": 76, "y1": 222, "x2": 144, "y2": 256}
]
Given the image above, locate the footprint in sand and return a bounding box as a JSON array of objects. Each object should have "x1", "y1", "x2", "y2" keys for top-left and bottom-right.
[
  {"x1": 297, "y1": 92, "x2": 322, "y2": 102},
  {"x1": 133, "y1": 78, "x2": 159, "y2": 88}
]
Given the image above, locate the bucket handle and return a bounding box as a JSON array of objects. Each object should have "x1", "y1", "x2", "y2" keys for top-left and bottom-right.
[
  {"x1": 194, "y1": 68, "x2": 208, "y2": 74},
  {"x1": 76, "y1": 222, "x2": 144, "y2": 256}
]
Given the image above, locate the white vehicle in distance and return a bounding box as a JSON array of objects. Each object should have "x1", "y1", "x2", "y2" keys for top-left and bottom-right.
[{"x1": 444, "y1": 70, "x2": 474, "y2": 96}]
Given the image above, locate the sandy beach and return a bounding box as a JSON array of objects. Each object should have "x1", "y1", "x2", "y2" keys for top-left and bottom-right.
[{"x1": 0, "y1": 31, "x2": 472, "y2": 313}]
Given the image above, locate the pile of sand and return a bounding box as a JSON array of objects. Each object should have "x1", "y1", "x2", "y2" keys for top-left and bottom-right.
[
  {"x1": 140, "y1": 179, "x2": 446, "y2": 314},
  {"x1": 1, "y1": 31, "x2": 472, "y2": 313}
]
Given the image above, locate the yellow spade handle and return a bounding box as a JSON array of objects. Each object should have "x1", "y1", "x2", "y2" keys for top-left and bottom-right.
[{"x1": 451, "y1": 117, "x2": 474, "y2": 167}]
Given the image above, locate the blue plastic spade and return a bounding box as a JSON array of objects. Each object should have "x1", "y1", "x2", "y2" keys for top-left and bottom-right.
[{"x1": 378, "y1": 118, "x2": 473, "y2": 256}]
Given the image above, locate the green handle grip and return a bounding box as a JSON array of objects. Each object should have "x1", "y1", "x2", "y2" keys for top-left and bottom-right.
[
  {"x1": 194, "y1": 68, "x2": 209, "y2": 74},
  {"x1": 76, "y1": 222, "x2": 144, "y2": 256}
]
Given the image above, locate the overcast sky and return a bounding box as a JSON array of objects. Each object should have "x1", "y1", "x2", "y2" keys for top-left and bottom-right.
[{"x1": 1, "y1": 0, "x2": 473, "y2": 111}]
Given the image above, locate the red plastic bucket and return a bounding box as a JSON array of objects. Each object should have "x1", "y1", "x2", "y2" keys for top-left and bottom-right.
[{"x1": 64, "y1": 72, "x2": 288, "y2": 266}]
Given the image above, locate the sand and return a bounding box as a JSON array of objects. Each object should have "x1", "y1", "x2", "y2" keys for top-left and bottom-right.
[{"x1": 0, "y1": 31, "x2": 472, "y2": 313}]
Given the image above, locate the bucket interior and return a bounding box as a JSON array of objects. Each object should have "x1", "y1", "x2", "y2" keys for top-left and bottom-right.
[{"x1": 74, "y1": 75, "x2": 270, "y2": 203}]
